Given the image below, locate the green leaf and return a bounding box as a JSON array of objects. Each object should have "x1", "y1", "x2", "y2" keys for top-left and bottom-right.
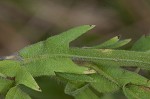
[
  {"x1": 131, "y1": 35, "x2": 150, "y2": 51},
  {"x1": 123, "y1": 83, "x2": 150, "y2": 99},
  {"x1": 18, "y1": 25, "x2": 150, "y2": 77},
  {"x1": 2, "y1": 25, "x2": 150, "y2": 98},
  {"x1": 0, "y1": 78, "x2": 13, "y2": 94},
  {"x1": 6, "y1": 86, "x2": 31, "y2": 99},
  {"x1": 19, "y1": 25, "x2": 95, "y2": 77},
  {"x1": 21, "y1": 46, "x2": 150, "y2": 77}
]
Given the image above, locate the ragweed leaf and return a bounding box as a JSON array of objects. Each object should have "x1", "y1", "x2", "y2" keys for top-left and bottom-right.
[
  {"x1": 1, "y1": 25, "x2": 150, "y2": 99},
  {"x1": 19, "y1": 25, "x2": 95, "y2": 77}
]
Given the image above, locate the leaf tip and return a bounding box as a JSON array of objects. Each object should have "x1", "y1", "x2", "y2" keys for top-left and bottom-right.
[{"x1": 89, "y1": 25, "x2": 96, "y2": 29}]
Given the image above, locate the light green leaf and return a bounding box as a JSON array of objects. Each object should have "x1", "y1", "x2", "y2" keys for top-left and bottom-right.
[
  {"x1": 123, "y1": 83, "x2": 150, "y2": 99},
  {"x1": 2, "y1": 25, "x2": 150, "y2": 98},
  {"x1": 6, "y1": 86, "x2": 31, "y2": 99},
  {"x1": 131, "y1": 35, "x2": 150, "y2": 51}
]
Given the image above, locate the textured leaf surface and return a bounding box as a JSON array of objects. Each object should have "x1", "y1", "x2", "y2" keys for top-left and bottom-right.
[
  {"x1": 6, "y1": 86, "x2": 31, "y2": 99},
  {"x1": 1, "y1": 25, "x2": 150, "y2": 99}
]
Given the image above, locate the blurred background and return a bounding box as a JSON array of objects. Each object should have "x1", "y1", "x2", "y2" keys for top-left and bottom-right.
[{"x1": 0, "y1": 0, "x2": 150, "y2": 99}]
